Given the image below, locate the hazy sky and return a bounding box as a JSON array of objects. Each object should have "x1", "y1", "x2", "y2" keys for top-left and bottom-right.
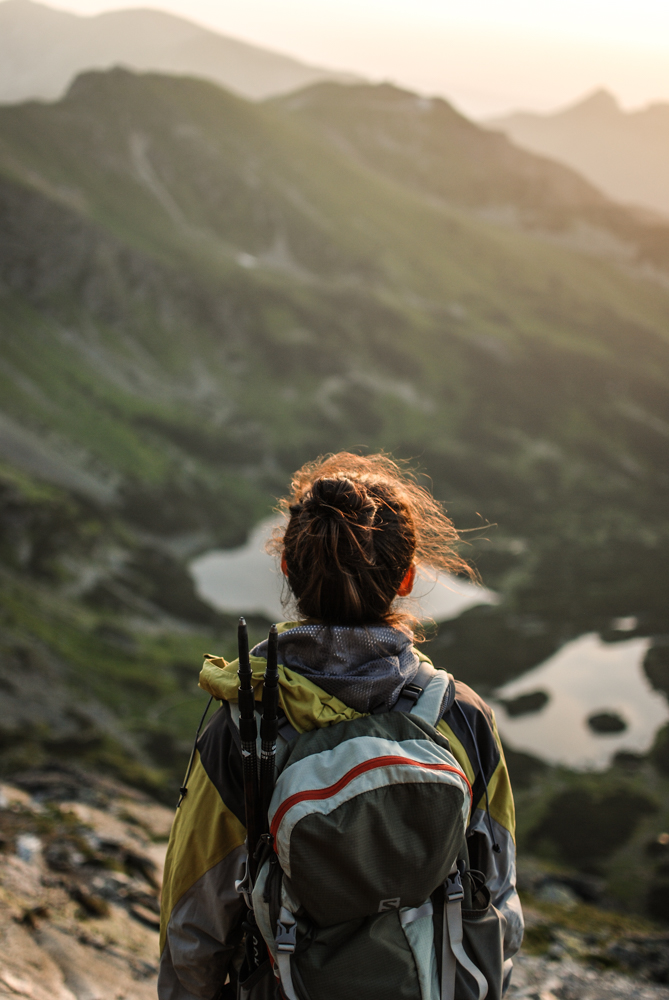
[{"x1": 47, "y1": 0, "x2": 669, "y2": 116}]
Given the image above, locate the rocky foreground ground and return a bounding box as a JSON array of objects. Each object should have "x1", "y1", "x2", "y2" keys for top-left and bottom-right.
[
  {"x1": 508, "y1": 953, "x2": 669, "y2": 999},
  {"x1": 0, "y1": 766, "x2": 668, "y2": 1000},
  {"x1": 0, "y1": 768, "x2": 168, "y2": 1000}
]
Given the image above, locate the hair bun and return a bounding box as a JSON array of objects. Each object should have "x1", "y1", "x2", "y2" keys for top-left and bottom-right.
[{"x1": 309, "y1": 477, "x2": 372, "y2": 518}]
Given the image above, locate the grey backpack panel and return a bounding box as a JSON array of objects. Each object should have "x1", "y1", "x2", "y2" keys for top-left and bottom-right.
[{"x1": 273, "y1": 708, "x2": 447, "y2": 766}]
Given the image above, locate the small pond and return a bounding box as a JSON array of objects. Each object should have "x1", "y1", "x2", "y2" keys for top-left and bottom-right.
[{"x1": 493, "y1": 633, "x2": 668, "y2": 769}]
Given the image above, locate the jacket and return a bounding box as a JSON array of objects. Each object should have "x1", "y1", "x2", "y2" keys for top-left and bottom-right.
[{"x1": 158, "y1": 622, "x2": 524, "y2": 1000}]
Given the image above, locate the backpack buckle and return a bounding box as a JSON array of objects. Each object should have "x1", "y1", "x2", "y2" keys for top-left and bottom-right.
[
  {"x1": 235, "y1": 858, "x2": 254, "y2": 910},
  {"x1": 445, "y1": 872, "x2": 464, "y2": 903},
  {"x1": 276, "y1": 907, "x2": 297, "y2": 954},
  {"x1": 402, "y1": 683, "x2": 423, "y2": 704}
]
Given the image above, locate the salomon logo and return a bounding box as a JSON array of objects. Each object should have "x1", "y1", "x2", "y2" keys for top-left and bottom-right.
[{"x1": 378, "y1": 897, "x2": 401, "y2": 912}]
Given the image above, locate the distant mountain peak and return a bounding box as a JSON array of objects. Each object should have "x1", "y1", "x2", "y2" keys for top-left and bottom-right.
[
  {"x1": 488, "y1": 85, "x2": 669, "y2": 217},
  {"x1": 561, "y1": 88, "x2": 620, "y2": 119}
]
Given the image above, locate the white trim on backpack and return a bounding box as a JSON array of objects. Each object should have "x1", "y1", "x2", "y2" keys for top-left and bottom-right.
[{"x1": 400, "y1": 900, "x2": 440, "y2": 1000}]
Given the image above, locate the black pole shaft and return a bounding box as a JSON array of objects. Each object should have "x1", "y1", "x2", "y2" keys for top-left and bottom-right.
[
  {"x1": 259, "y1": 624, "x2": 280, "y2": 831},
  {"x1": 237, "y1": 617, "x2": 261, "y2": 878}
]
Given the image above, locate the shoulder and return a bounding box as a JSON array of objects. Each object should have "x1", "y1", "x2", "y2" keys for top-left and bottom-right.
[
  {"x1": 451, "y1": 680, "x2": 496, "y2": 728},
  {"x1": 419, "y1": 653, "x2": 494, "y2": 729},
  {"x1": 195, "y1": 701, "x2": 245, "y2": 826},
  {"x1": 440, "y1": 679, "x2": 501, "y2": 793}
]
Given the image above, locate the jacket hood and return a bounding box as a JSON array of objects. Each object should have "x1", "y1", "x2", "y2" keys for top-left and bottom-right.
[
  {"x1": 251, "y1": 622, "x2": 421, "y2": 714},
  {"x1": 198, "y1": 621, "x2": 432, "y2": 732}
]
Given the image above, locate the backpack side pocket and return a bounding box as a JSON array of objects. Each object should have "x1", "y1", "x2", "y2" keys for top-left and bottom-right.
[
  {"x1": 457, "y1": 873, "x2": 506, "y2": 1000},
  {"x1": 458, "y1": 904, "x2": 506, "y2": 1000},
  {"x1": 434, "y1": 869, "x2": 507, "y2": 1000}
]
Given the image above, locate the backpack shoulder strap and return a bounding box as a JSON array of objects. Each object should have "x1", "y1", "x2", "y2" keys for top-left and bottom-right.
[
  {"x1": 393, "y1": 664, "x2": 455, "y2": 727},
  {"x1": 392, "y1": 661, "x2": 436, "y2": 713}
]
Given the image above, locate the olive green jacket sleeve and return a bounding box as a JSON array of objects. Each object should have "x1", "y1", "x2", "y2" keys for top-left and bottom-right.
[{"x1": 159, "y1": 748, "x2": 246, "y2": 999}]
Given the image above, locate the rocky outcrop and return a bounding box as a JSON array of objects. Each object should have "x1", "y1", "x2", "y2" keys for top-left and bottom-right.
[
  {"x1": 509, "y1": 952, "x2": 669, "y2": 998},
  {"x1": 0, "y1": 766, "x2": 172, "y2": 999}
]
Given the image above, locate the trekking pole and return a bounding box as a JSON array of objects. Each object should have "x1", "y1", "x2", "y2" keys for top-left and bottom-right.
[
  {"x1": 259, "y1": 624, "x2": 280, "y2": 832},
  {"x1": 237, "y1": 617, "x2": 261, "y2": 880},
  {"x1": 235, "y1": 619, "x2": 266, "y2": 979}
]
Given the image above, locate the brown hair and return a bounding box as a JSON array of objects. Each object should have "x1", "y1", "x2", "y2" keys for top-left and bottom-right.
[{"x1": 269, "y1": 452, "x2": 473, "y2": 632}]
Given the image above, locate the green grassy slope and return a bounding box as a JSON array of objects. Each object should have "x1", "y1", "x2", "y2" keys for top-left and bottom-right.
[
  {"x1": 272, "y1": 80, "x2": 669, "y2": 270},
  {"x1": 0, "y1": 458, "x2": 273, "y2": 799}
]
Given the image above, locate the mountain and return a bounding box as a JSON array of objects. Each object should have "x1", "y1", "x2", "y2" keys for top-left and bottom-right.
[
  {"x1": 0, "y1": 0, "x2": 358, "y2": 103},
  {"x1": 273, "y1": 82, "x2": 669, "y2": 271},
  {"x1": 273, "y1": 83, "x2": 609, "y2": 215},
  {"x1": 1, "y1": 70, "x2": 668, "y2": 655},
  {"x1": 489, "y1": 89, "x2": 669, "y2": 218},
  {"x1": 2, "y1": 71, "x2": 669, "y2": 915},
  {"x1": 1, "y1": 70, "x2": 669, "y2": 610}
]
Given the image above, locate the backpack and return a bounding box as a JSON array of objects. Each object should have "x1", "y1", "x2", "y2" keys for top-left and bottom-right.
[{"x1": 240, "y1": 665, "x2": 507, "y2": 1000}]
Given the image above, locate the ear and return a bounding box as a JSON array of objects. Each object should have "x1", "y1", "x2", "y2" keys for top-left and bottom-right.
[
  {"x1": 397, "y1": 563, "x2": 416, "y2": 598},
  {"x1": 281, "y1": 552, "x2": 288, "y2": 578}
]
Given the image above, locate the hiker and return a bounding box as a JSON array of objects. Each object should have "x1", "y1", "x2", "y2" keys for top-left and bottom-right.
[{"x1": 159, "y1": 452, "x2": 523, "y2": 1000}]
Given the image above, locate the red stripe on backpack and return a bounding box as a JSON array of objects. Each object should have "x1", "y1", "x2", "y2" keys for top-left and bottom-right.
[{"x1": 271, "y1": 755, "x2": 472, "y2": 838}]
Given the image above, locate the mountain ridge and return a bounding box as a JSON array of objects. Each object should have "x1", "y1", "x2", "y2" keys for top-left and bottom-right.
[
  {"x1": 272, "y1": 80, "x2": 669, "y2": 276},
  {"x1": 0, "y1": 0, "x2": 360, "y2": 104},
  {"x1": 1, "y1": 69, "x2": 669, "y2": 610},
  {"x1": 489, "y1": 89, "x2": 669, "y2": 218}
]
